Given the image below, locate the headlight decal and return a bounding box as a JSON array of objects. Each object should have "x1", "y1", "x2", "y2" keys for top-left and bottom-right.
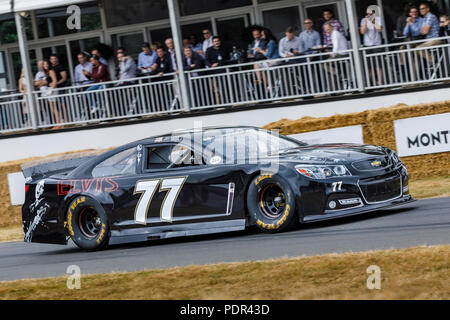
[{"x1": 295, "y1": 165, "x2": 352, "y2": 179}]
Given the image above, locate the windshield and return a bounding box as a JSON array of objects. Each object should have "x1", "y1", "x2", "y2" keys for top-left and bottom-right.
[{"x1": 200, "y1": 128, "x2": 307, "y2": 161}]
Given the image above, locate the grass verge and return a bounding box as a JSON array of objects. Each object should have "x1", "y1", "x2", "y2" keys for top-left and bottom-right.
[
  {"x1": 0, "y1": 245, "x2": 448, "y2": 300},
  {"x1": 0, "y1": 226, "x2": 22, "y2": 242}
]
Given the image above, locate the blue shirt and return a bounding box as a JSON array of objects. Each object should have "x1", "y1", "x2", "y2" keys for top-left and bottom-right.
[
  {"x1": 422, "y1": 12, "x2": 440, "y2": 39},
  {"x1": 403, "y1": 17, "x2": 424, "y2": 39},
  {"x1": 138, "y1": 51, "x2": 157, "y2": 69},
  {"x1": 74, "y1": 61, "x2": 93, "y2": 85},
  {"x1": 264, "y1": 40, "x2": 279, "y2": 59},
  {"x1": 299, "y1": 29, "x2": 321, "y2": 53}
]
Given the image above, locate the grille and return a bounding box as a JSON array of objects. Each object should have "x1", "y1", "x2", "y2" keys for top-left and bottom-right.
[
  {"x1": 352, "y1": 157, "x2": 390, "y2": 171},
  {"x1": 359, "y1": 173, "x2": 401, "y2": 203}
]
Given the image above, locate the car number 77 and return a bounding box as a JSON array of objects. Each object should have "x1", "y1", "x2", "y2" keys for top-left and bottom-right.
[{"x1": 133, "y1": 177, "x2": 188, "y2": 225}]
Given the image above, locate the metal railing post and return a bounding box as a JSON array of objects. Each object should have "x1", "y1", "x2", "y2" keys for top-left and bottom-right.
[
  {"x1": 167, "y1": 0, "x2": 191, "y2": 111},
  {"x1": 15, "y1": 12, "x2": 38, "y2": 129},
  {"x1": 345, "y1": 0, "x2": 365, "y2": 92}
]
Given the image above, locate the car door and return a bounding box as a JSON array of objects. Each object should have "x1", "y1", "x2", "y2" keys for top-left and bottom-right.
[{"x1": 126, "y1": 142, "x2": 242, "y2": 228}]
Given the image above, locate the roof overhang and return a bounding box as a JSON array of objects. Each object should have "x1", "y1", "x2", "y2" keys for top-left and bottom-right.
[{"x1": 0, "y1": 0, "x2": 92, "y2": 15}]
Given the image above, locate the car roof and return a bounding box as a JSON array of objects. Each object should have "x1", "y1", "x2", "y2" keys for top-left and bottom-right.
[{"x1": 132, "y1": 126, "x2": 263, "y2": 145}]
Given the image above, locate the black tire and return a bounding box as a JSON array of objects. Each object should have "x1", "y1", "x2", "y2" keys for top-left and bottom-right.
[
  {"x1": 66, "y1": 196, "x2": 110, "y2": 251},
  {"x1": 247, "y1": 174, "x2": 298, "y2": 233}
]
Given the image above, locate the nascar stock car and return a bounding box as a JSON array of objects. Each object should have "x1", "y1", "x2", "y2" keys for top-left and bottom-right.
[{"x1": 22, "y1": 126, "x2": 413, "y2": 250}]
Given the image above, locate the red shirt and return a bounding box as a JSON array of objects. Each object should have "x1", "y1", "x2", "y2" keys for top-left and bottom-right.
[{"x1": 90, "y1": 63, "x2": 110, "y2": 83}]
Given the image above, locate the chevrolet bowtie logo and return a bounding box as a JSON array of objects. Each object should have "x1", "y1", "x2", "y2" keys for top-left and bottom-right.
[{"x1": 371, "y1": 160, "x2": 382, "y2": 167}]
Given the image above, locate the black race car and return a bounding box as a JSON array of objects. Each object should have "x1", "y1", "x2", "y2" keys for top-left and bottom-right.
[{"x1": 22, "y1": 126, "x2": 413, "y2": 250}]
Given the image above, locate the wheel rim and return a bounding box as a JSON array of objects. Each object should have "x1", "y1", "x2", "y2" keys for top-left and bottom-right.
[
  {"x1": 259, "y1": 184, "x2": 286, "y2": 219},
  {"x1": 78, "y1": 207, "x2": 102, "y2": 239}
]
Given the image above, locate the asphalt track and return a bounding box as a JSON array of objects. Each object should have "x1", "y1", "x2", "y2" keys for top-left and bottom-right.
[{"x1": 0, "y1": 197, "x2": 449, "y2": 281}]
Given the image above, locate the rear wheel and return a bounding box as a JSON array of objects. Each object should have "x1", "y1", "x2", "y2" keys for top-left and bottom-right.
[
  {"x1": 247, "y1": 174, "x2": 298, "y2": 233},
  {"x1": 67, "y1": 196, "x2": 110, "y2": 251}
]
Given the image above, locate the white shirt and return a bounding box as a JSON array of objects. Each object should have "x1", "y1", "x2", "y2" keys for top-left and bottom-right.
[
  {"x1": 331, "y1": 30, "x2": 349, "y2": 56},
  {"x1": 202, "y1": 37, "x2": 213, "y2": 53},
  {"x1": 35, "y1": 71, "x2": 46, "y2": 81},
  {"x1": 278, "y1": 36, "x2": 303, "y2": 58},
  {"x1": 360, "y1": 16, "x2": 383, "y2": 46}
]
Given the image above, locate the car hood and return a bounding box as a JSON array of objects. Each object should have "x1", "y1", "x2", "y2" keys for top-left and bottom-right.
[{"x1": 274, "y1": 143, "x2": 389, "y2": 164}]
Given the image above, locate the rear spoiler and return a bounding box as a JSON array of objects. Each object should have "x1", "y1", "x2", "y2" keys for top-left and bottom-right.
[{"x1": 21, "y1": 150, "x2": 106, "y2": 180}]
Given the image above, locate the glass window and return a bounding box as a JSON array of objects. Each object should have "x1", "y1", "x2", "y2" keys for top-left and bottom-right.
[
  {"x1": 36, "y1": 2, "x2": 101, "y2": 38},
  {"x1": 69, "y1": 37, "x2": 102, "y2": 69},
  {"x1": 118, "y1": 33, "x2": 144, "y2": 58},
  {"x1": 150, "y1": 28, "x2": 172, "y2": 46},
  {"x1": 146, "y1": 144, "x2": 199, "y2": 170},
  {"x1": 42, "y1": 45, "x2": 69, "y2": 78},
  {"x1": 12, "y1": 50, "x2": 37, "y2": 88},
  {"x1": 216, "y1": 16, "x2": 249, "y2": 51},
  {"x1": 104, "y1": 0, "x2": 169, "y2": 28},
  {"x1": 181, "y1": 21, "x2": 213, "y2": 44},
  {"x1": 0, "y1": 13, "x2": 33, "y2": 44},
  {"x1": 179, "y1": 0, "x2": 252, "y2": 16},
  {"x1": 92, "y1": 148, "x2": 137, "y2": 178},
  {"x1": 263, "y1": 7, "x2": 300, "y2": 41}
]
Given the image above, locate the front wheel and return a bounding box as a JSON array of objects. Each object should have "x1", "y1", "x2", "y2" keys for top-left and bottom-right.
[
  {"x1": 247, "y1": 174, "x2": 298, "y2": 233},
  {"x1": 66, "y1": 196, "x2": 110, "y2": 251}
]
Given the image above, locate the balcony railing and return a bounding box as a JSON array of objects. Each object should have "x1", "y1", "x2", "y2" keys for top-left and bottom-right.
[
  {"x1": 0, "y1": 36, "x2": 449, "y2": 134},
  {"x1": 360, "y1": 37, "x2": 450, "y2": 89},
  {"x1": 187, "y1": 50, "x2": 358, "y2": 109}
]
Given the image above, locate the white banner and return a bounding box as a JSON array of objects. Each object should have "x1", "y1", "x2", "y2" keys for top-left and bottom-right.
[
  {"x1": 289, "y1": 125, "x2": 364, "y2": 145},
  {"x1": 7, "y1": 172, "x2": 26, "y2": 206},
  {"x1": 394, "y1": 113, "x2": 450, "y2": 157}
]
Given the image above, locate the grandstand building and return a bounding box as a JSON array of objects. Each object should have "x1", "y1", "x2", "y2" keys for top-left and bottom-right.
[{"x1": 0, "y1": 0, "x2": 449, "y2": 161}]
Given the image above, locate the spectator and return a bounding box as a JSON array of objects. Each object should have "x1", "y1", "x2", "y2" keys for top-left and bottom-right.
[
  {"x1": 400, "y1": 6, "x2": 424, "y2": 67},
  {"x1": 419, "y1": 2, "x2": 441, "y2": 41},
  {"x1": 190, "y1": 34, "x2": 203, "y2": 53},
  {"x1": 254, "y1": 28, "x2": 279, "y2": 88},
  {"x1": 165, "y1": 38, "x2": 177, "y2": 71},
  {"x1": 151, "y1": 47, "x2": 173, "y2": 77},
  {"x1": 34, "y1": 60, "x2": 48, "y2": 90},
  {"x1": 114, "y1": 47, "x2": 125, "y2": 78},
  {"x1": 415, "y1": 2, "x2": 442, "y2": 75},
  {"x1": 41, "y1": 60, "x2": 62, "y2": 127},
  {"x1": 440, "y1": 14, "x2": 450, "y2": 37},
  {"x1": 255, "y1": 28, "x2": 279, "y2": 61},
  {"x1": 396, "y1": 2, "x2": 411, "y2": 37},
  {"x1": 199, "y1": 29, "x2": 213, "y2": 56},
  {"x1": 138, "y1": 43, "x2": 157, "y2": 75},
  {"x1": 74, "y1": 53, "x2": 93, "y2": 86},
  {"x1": 323, "y1": 22, "x2": 349, "y2": 89},
  {"x1": 403, "y1": 6, "x2": 424, "y2": 40},
  {"x1": 49, "y1": 54, "x2": 68, "y2": 89},
  {"x1": 183, "y1": 37, "x2": 192, "y2": 49},
  {"x1": 247, "y1": 27, "x2": 267, "y2": 61},
  {"x1": 278, "y1": 26, "x2": 303, "y2": 59},
  {"x1": 84, "y1": 55, "x2": 110, "y2": 114},
  {"x1": 18, "y1": 69, "x2": 28, "y2": 125},
  {"x1": 117, "y1": 52, "x2": 137, "y2": 86},
  {"x1": 360, "y1": 7, "x2": 383, "y2": 47},
  {"x1": 183, "y1": 47, "x2": 205, "y2": 77},
  {"x1": 322, "y1": 9, "x2": 345, "y2": 48},
  {"x1": 299, "y1": 19, "x2": 321, "y2": 54},
  {"x1": 91, "y1": 48, "x2": 109, "y2": 67},
  {"x1": 206, "y1": 36, "x2": 229, "y2": 68},
  {"x1": 324, "y1": 22, "x2": 349, "y2": 57},
  {"x1": 50, "y1": 54, "x2": 70, "y2": 122},
  {"x1": 361, "y1": 7, "x2": 384, "y2": 86}
]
